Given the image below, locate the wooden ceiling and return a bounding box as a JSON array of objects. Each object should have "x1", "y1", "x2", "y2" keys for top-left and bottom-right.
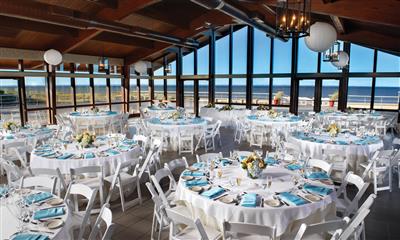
[{"x1": 0, "y1": 0, "x2": 398, "y2": 69}]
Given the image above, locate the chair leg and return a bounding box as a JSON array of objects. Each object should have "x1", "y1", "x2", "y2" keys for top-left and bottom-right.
[
  {"x1": 373, "y1": 171, "x2": 378, "y2": 195},
  {"x1": 151, "y1": 208, "x2": 156, "y2": 240},
  {"x1": 119, "y1": 186, "x2": 126, "y2": 212}
]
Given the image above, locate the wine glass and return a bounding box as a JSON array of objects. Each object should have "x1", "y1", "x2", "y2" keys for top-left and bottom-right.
[{"x1": 236, "y1": 177, "x2": 242, "y2": 186}]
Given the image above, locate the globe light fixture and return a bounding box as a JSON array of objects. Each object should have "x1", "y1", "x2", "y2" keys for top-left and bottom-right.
[
  {"x1": 276, "y1": 0, "x2": 311, "y2": 38},
  {"x1": 134, "y1": 61, "x2": 148, "y2": 74},
  {"x1": 304, "y1": 22, "x2": 337, "y2": 52},
  {"x1": 331, "y1": 51, "x2": 349, "y2": 69},
  {"x1": 323, "y1": 41, "x2": 341, "y2": 62},
  {"x1": 43, "y1": 49, "x2": 63, "y2": 66}
]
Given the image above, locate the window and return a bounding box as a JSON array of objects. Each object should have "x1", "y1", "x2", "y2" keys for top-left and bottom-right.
[
  {"x1": 320, "y1": 40, "x2": 343, "y2": 73},
  {"x1": 25, "y1": 77, "x2": 47, "y2": 109},
  {"x1": 184, "y1": 81, "x2": 194, "y2": 113},
  {"x1": 154, "y1": 66, "x2": 164, "y2": 76},
  {"x1": 140, "y1": 79, "x2": 150, "y2": 101},
  {"x1": 130, "y1": 78, "x2": 139, "y2": 101},
  {"x1": 374, "y1": 77, "x2": 400, "y2": 110},
  {"x1": 75, "y1": 78, "x2": 91, "y2": 105},
  {"x1": 272, "y1": 78, "x2": 290, "y2": 106},
  {"x1": 0, "y1": 79, "x2": 20, "y2": 122},
  {"x1": 298, "y1": 80, "x2": 315, "y2": 112},
  {"x1": 377, "y1": 51, "x2": 400, "y2": 72},
  {"x1": 167, "y1": 80, "x2": 176, "y2": 101},
  {"x1": 215, "y1": 78, "x2": 229, "y2": 104},
  {"x1": 233, "y1": 27, "x2": 247, "y2": 74},
  {"x1": 94, "y1": 78, "x2": 107, "y2": 104},
  {"x1": 197, "y1": 45, "x2": 209, "y2": 75},
  {"x1": 273, "y1": 39, "x2": 292, "y2": 73},
  {"x1": 252, "y1": 78, "x2": 269, "y2": 105},
  {"x1": 347, "y1": 78, "x2": 372, "y2": 109},
  {"x1": 298, "y1": 39, "x2": 318, "y2": 73},
  {"x1": 216, "y1": 34, "x2": 229, "y2": 74},
  {"x1": 199, "y1": 80, "x2": 209, "y2": 108},
  {"x1": 350, "y1": 44, "x2": 374, "y2": 72},
  {"x1": 153, "y1": 80, "x2": 165, "y2": 101},
  {"x1": 253, "y1": 29, "x2": 271, "y2": 74},
  {"x1": 183, "y1": 52, "x2": 194, "y2": 75},
  {"x1": 167, "y1": 61, "x2": 176, "y2": 76},
  {"x1": 56, "y1": 77, "x2": 72, "y2": 107},
  {"x1": 232, "y1": 78, "x2": 246, "y2": 105},
  {"x1": 321, "y1": 79, "x2": 339, "y2": 111},
  {"x1": 110, "y1": 78, "x2": 122, "y2": 103}
]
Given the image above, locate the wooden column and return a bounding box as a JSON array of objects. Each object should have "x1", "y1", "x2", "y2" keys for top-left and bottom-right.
[
  {"x1": 208, "y1": 29, "x2": 216, "y2": 104},
  {"x1": 47, "y1": 64, "x2": 57, "y2": 124},
  {"x1": 246, "y1": 27, "x2": 254, "y2": 109},
  {"x1": 269, "y1": 39, "x2": 274, "y2": 109},
  {"x1": 69, "y1": 63, "x2": 77, "y2": 111},
  {"x1": 194, "y1": 49, "x2": 199, "y2": 116},
  {"x1": 106, "y1": 67, "x2": 111, "y2": 110},
  {"x1": 88, "y1": 64, "x2": 95, "y2": 107},
  {"x1": 149, "y1": 67, "x2": 155, "y2": 104},
  {"x1": 137, "y1": 74, "x2": 141, "y2": 107},
  {"x1": 122, "y1": 65, "x2": 130, "y2": 113},
  {"x1": 176, "y1": 47, "x2": 184, "y2": 107},
  {"x1": 17, "y1": 60, "x2": 27, "y2": 125},
  {"x1": 163, "y1": 56, "x2": 168, "y2": 100},
  {"x1": 228, "y1": 26, "x2": 233, "y2": 106},
  {"x1": 290, "y1": 39, "x2": 299, "y2": 114},
  {"x1": 338, "y1": 42, "x2": 350, "y2": 111},
  {"x1": 314, "y1": 79, "x2": 322, "y2": 113},
  {"x1": 370, "y1": 49, "x2": 378, "y2": 110}
]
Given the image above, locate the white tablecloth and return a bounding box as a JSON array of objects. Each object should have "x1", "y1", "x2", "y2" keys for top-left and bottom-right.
[
  {"x1": 176, "y1": 164, "x2": 335, "y2": 237},
  {"x1": 142, "y1": 106, "x2": 176, "y2": 118},
  {"x1": 1, "y1": 190, "x2": 70, "y2": 239},
  {"x1": 199, "y1": 108, "x2": 251, "y2": 128},
  {"x1": 246, "y1": 115, "x2": 301, "y2": 135},
  {"x1": 318, "y1": 112, "x2": 386, "y2": 123},
  {"x1": 288, "y1": 132, "x2": 383, "y2": 174},
  {"x1": 0, "y1": 127, "x2": 54, "y2": 152},
  {"x1": 68, "y1": 111, "x2": 123, "y2": 132}
]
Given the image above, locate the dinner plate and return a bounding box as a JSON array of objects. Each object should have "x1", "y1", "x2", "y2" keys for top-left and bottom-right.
[
  {"x1": 46, "y1": 219, "x2": 64, "y2": 229},
  {"x1": 264, "y1": 199, "x2": 281, "y2": 207},
  {"x1": 219, "y1": 195, "x2": 235, "y2": 204},
  {"x1": 283, "y1": 155, "x2": 294, "y2": 162},
  {"x1": 304, "y1": 194, "x2": 321, "y2": 202},
  {"x1": 181, "y1": 176, "x2": 194, "y2": 181},
  {"x1": 202, "y1": 185, "x2": 211, "y2": 191},
  {"x1": 47, "y1": 198, "x2": 64, "y2": 206},
  {"x1": 190, "y1": 186, "x2": 202, "y2": 192},
  {"x1": 15, "y1": 189, "x2": 31, "y2": 194},
  {"x1": 187, "y1": 166, "x2": 198, "y2": 171}
]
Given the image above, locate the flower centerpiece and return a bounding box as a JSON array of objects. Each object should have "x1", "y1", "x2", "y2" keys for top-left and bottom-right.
[
  {"x1": 90, "y1": 106, "x2": 100, "y2": 113},
  {"x1": 2, "y1": 121, "x2": 18, "y2": 131},
  {"x1": 157, "y1": 102, "x2": 167, "y2": 109},
  {"x1": 329, "y1": 91, "x2": 339, "y2": 107},
  {"x1": 219, "y1": 105, "x2": 233, "y2": 111},
  {"x1": 326, "y1": 123, "x2": 340, "y2": 137},
  {"x1": 256, "y1": 104, "x2": 268, "y2": 110},
  {"x1": 267, "y1": 109, "x2": 279, "y2": 118},
  {"x1": 204, "y1": 103, "x2": 215, "y2": 108},
  {"x1": 273, "y1": 91, "x2": 284, "y2": 105},
  {"x1": 240, "y1": 153, "x2": 266, "y2": 179},
  {"x1": 169, "y1": 108, "x2": 185, "y2": 121},
  {"x1": 75, "y1": 131, "x2": 96, "y2": 148}
]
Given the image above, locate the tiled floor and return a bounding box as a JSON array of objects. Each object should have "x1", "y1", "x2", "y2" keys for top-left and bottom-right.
[{"x1": 2, "y1": 127, "x2": 400, "y2": 240}]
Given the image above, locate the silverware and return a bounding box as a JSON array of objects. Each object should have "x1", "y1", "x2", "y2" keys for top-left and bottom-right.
[{"x1": 29, "y1": 229, "x2": 55, "y2": 234}]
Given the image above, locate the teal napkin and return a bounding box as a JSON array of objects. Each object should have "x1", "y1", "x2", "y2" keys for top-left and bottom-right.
[
  {"x1": 122, "y1": 139, "x2": 137, "y2": 145},
  {"x1": 182, "y1": 171, "x2": 205, "y2": 177},
  {"x1": 33, "y1": 207, "x2": 65, "y2": 220},
  {"x1": 279, "y1": 192, "x2": 307, "y2": 206},
  {"x1": 240, "y1": 193, "x2": 257, "y2": 207},
  {"x1": 0, "y1": 187, "x2": 8, "y2": 197},
  {"x1": 24, "y1": 192, "x2": 53, "y2": 204},
  {"x1": 219, "y1": 158, "x2": 232, "y2": 166},
  {"x1": 56, "y1": 153, "x2": 74, "y2": 160},
  {"x1": 11, "y1": 233, "x2": 50, "y2": 240},
  {"x1": 192, "y1": 162, "x2": 206, "y2": 168},
  {"x1": 303, "y1": 184, "x2": 333, "y2": 196},
  {"x1": 185, "y1": 179, "x2": 208, "y2": 187},
  {"x1": 315, "y1": 139, "x2": 325, "y2": 143},
  {"x1": 70, "y1": 112, "x2": 80, "y2": 116},
  {"x1": 37, "y1": 151, "x2": 56, "y2": 157},
  {"x1": 306, "y1": 171, "x2": 329, "y2": 180},
  {"x1": 5, "y1": 135, "x2": 15, "y2": 139},
  {"x1": 265, "y1": 157, "x2": 277, "y2": 165},
  {"x1": 106, "y1": 149, "x2": 120, "y2": 156},
  {"x1": 84, "y1": 152, "x2": 95, "y2": 159},
  {"x1": 239, "y1": 156, "x2": 247, "y2": 161},
  {"x1": 335, "y1": 140, "x2": 349, "y2": 145},
  {"x1": 200, "y1": 187, "x2": 225, "y2": 199},
  {"x1": 117, "y1": 145, "x2": 131, "y2": 151},
  {"x1": 287, "y1": 164, "x2": 302, "y2": 171}
]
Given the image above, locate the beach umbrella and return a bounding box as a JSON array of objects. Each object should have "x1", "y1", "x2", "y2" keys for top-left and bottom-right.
[{"x1": 304, "y1": 22, "x2": 337, "y2": 52}]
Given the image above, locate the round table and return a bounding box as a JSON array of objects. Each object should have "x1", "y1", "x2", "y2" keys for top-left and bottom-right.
[
  {"x1": 288, "y1": 131, "x2": 383, "y2": 174},
  {"x1": 199, "y1": 107, "x2": 251, "y2": 128},
  {"x1": 146, "y1": 117, "x2": 207, "y2": 150},
  {"x1": 68, "y1": 111, "x2": 123, "y2": 133},
  {"x1": 0, "y1": 127, "x2": 54, "y2": 152},
  {"x1": 246, "y1": 114, "x2": 302, "y2": 134},
  {"x1": 1, "y1": 189, "x2": 70, "y2": 239},
  {"x1": 142, "y1": 105, "x2": 176, "y2": 118},
  {"x1": 176, "y1": 158, "x2": 336, "y2": 237},
  {"x1": 318, "y1": 111, "x2": 386, "y2": 124},
  {"x1": 30, "y1": 135, "x2": 141, "y2": 175}
]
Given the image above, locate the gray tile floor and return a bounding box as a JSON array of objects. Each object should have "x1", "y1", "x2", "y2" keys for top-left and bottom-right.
[{"x1": 2, "y1": 127, "x2": 399, "y2": 240}]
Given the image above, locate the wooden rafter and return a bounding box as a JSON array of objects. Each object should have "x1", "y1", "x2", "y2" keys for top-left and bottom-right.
[{"x1": 330, "y1": 15, "x2": 345, "y2": 34}]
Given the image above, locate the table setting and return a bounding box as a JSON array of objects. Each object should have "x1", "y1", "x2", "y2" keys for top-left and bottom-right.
[
  {"x1": 0, "y1": 186, "x2": 70, "y2": 240},
  {"x1": 175, "y1": 151, "x2": 336, "y2": 237},
  {"x1": 200, "y1": 105, "x2": 251, "y2": 128},
  {"x1": 29, "y1": 133, "x2": 141, "y2": 175},
  {"x1": 67, "y1": 108, "x2": 123, "y2": 133},
  {"x1": 142, "y1": 102, "x2": 176, "y2": 118}
]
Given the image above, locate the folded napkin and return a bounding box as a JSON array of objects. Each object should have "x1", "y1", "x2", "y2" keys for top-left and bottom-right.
[
  {"x1": 303, "y1": 184, "x2": 333, "y2": 196},
  {"x1": 219, "y1": 158, "x2": 232, "y2": 166},
  {"x1": 122, "y1": 139, "x2": 137, "y2": 145},
  {"x1": 182, "y1": 171, "x2": 205, "y2": 177},
  {"x1": 0, "y1": 187, "x2": 8, "y2": 197},
  {"x1": 247, "y1": 115, "x2": 257, "y2": 120},
  {"x1": 315, "y1": 139, "x2": 325, "y2": 143},
  {"x1": 306, "y1": 171, "x2": 329, "y2": 180},
  {"x1": 11, "y1": 233, "x2": 50, "y2": 240},
  {"x1": 56, "y1": 153, "x2": 74, "y2": 160},
  {"x1": 240, "y1": 193, "x2": 257, "y2": 207},
  {"x1": 335, "y1": 140, "x2": 349, "y2": 145},
  {"x1": 84, "y1": 152, "x2": 95, "y2": 159},
  {"x1": 37, "y1": 151, "x2": 56, "y2": 157},
  {"x1": 201, "y1": 187, "x2": 225, "y2": 199},
  {"x1": 33, "y1": 207, "x2": 65, "y2": 220},
  {"x1": 117, "y1": 145, "x2": 131, "y2": 151},
  {"x1": 70, "y1": 112, "x2": 80, "y2": 116},
  {"x1": 185, "y1": 179, "x2": 208, "y2": 187},
  {"x1": 192, "y1": 162, "x2": 206, "y2": 168},
  {"x1": 5, "y1": 135, "x2": 15, "y2": 139},
  {"x1": 106, "y1": 111, "x2": 117, "y2": 115},
  {"x1": 354, "y1": 140, "x2": 367, "y2": 145},
  {"x1": 279, "y1": 192, "x2": 307, "y2": 206},
  {"x1": 24, "y1": 192, "x2": 53, "y2": 205},
  {"x1": 106, "y1": 149, "x2": 120, "y2": 156},
  {"x1": 265, "y1": 157, "x2": 278, "y2": 165},
  {"x1": 287, "y1": 164, "x2": 302, "y2": 171}
]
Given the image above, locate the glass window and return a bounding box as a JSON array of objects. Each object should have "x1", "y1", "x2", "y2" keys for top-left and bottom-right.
[
  {"x1": 75, "y1": 78, "x2": 91, "y2": 105},
  {"x1": 273, "y1": 39, "x2": 292, "y2": 73},
  {"x1": 183, "y1": 52, "x2": 194, "y2": 75},
  {"x1": 94, "y1": 78, "x2": 107, "y2": 104},
  {"x1": 167, "y1": 80, "x2": 176, "y2": 101},
  {"x1": 374, "y1": 77, "x2": 400, "y2": 110},
  {"x1": 298, "y1": 80, "x2": 315, "y2": 112},
  {"x1": 110, "y1": 78, "x2": 122, "y2": 103},
  {"x1": 199, "y1": 80, "x2": 209, "y2": 108},
  {"x1": 298, "y1": 39, "x2": 318, "y2": 73},
  {"x1": 0, "y1": 79, "x2": 20, "y2": 122},
  {"x1": 253, "y1": 29, "x2": 271, "y2": 74},
  {"x1": 321, "y1": 79, "x2": 339, "y2": 111},
  {"x1": 215, "y1": 78, "x2": 229, "y2": 104},
  {"x1": 25, "y1": 77, "x2": 47, "y2": 109},
  {"x1": 184, "y1": 81, "x2": 194, "y2": 113},
  {"x1": 377, "y1": 51, "x2": 400, "y2": 72},
  {"x1": 197, "y1": 45, "x2": 209, "y2": 75},
  {"x1": 232, "y1": 78, "x2": 246, "y2": 105},
  {"x1": 140, "y1": 79, "x2": 150, "y2": 101},
  {"x1": 350, "y1": 44, "x2": 374, "y2": 72},
  {"x1": 56, "y1": 77, "x2": 72, "y2": 107},
  {"x1": 252, "y1": 78, "x2": 269, "y2": 105},
  {"x1": 320, "y1": 56, "x2": 341, "y2": 73},
  {"x1": 233, "y1": 27, "x2": 247, "y2": 74},
  {"x1": 154, "y1": 66, "x2": 164, "y2": 76},
  {"x1": 347, "y1": 77, "x2": 372, "y2": 109},
  {"x1": 130, "y1": 78, "x2": 139, "y2": 101},
  {"x1": 272, "y1": 78, "x2": 290, "y2": 106},
  {"x1": 153, "y1": 80, "x2": 165, "y2": 101},
  {"x1": 167, "y1": 61, "x2": 176, "y2": 76},
  {"x1": 216, "y1": 34, "x2": 229, "y2": 74}
]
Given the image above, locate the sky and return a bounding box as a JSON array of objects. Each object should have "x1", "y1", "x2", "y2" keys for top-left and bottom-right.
[{"x1": 0, "y1": 27, "x2": 399, "y2": 88}]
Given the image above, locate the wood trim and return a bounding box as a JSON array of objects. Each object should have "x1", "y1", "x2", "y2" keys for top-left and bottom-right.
[
  {"x1": 18, "y1": 59, "x2": 27, "y2": 125},
  {"x1": 228, "y1": 26, "x2": 233, "y2": 106},
  {"x1": 106, "y1": 67, "x2": 112, "y2": 110},
  {"x1": 246, "y1": 27, "x2": 254, "y2": 109},
  {"x1": 88, "y1": 64, "x2": 95, "y2": 107}
]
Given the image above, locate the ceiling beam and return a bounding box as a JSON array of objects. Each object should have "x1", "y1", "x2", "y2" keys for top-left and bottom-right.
[
  {"x1": 82, "y1": 0, "x2": 118, "y2": 9},
  {"x1": 93, "y1": 32, "x2": 154, "y2": 48},
  {"x1": 330, "y1": 15, "x2": 345, "y2": 34}
]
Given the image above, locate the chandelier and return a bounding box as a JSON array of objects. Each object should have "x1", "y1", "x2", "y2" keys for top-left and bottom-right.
[
  {"x1": 276, "y1": 0, "x2": 311, "y2": 38},
  {"x1": 165, "y1": 63, "x2": 172, "y2": 74},
  {"x1": 323, "y1": 41, "x2": 341, "y2": 62},
  {"x1": 98, "y1": 56, "x2": 109, "y2": 70}
]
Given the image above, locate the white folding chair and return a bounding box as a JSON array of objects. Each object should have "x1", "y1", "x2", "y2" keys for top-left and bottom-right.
[
  {"x1": 178, "y1": 128, "x2": 194, "y2": 154},
  {"x1": 335, "y1": 172, "x2": 370, "y2": 216},
  {"x1": 307, "y1": 158, "x2": 333, "y2": 176},
  {"x1": 293, "y1": 217, "x2": 350, "y2": 240},
  {"x1": 164, "y1": 157, "x2": 189, "y2": 179},
  {"x1": 20, "y1": 175, "x2": 57, "y2": 194},
  {"x1": 150, "y1": 168, "x2": 177, "y2": 206},
  {"x1": 284, "y1": 142, "x2": 302, "y2": 156},
  {"x1": 0, "y1": 159, "x2": 31, "y2": 188},
  {"x1": 133, "y1": 134, "x2": 148, "y2": 155},
  {"x1": 87, "y1": 203, "x2": 116, "y2": 240},
  {"x1": 249, "y1": 123, "x2": 265, "y2": 148},
  {"x1": 222, "y1": 221, "x2": 277, "y2": 240},
  {"x1": 1, "y1": 139, "x2": 29, "y2": 168},
  {"x1": 70, "y1": 166, "x2": 104, "y2": 210},
  {"x1": 323, "y1": 148, "x2": 348, "y2": 183},
  {"x1": 196, "y1": 152, "x2": 223, "y2": 163},
  {"x1": 166, "y1": 207, "x2": 222, "y2": 240},
  {"x1": 30, "y1": 167, "x2": 67, "y2": 197},
  {"x1": 337, "y1": 208, "x2": 371, "y2": 240},
  {"x1": 64, "y1": 183, "x2": 98, "y2": 240}
]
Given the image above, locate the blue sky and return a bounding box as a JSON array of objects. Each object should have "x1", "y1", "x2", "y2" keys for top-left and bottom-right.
[{"x1": 1, "y1": 27, "x2": 399, "y2": 88}]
